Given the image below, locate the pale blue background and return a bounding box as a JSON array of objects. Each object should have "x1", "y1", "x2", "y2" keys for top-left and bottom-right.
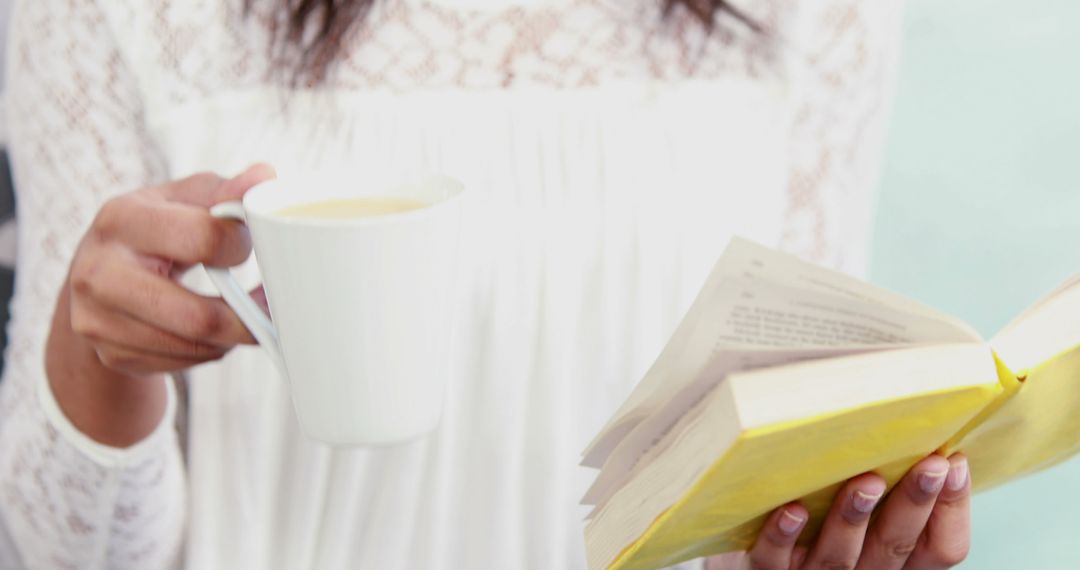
[{"x1": 871, "y1": 0, "x2": 1080, "y2": 566}]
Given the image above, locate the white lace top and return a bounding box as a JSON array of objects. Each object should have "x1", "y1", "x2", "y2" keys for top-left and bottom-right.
[{"x1": 0, "y1": 0, "x2": 900, "y2": 568}]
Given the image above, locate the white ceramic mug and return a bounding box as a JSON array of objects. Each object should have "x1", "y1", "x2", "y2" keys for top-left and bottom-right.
[{"x1": 204, "y1": 175, "x2": 464, "y2": 446}]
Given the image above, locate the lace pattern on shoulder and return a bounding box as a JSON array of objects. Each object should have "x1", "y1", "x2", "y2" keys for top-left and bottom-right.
[{"x1": 123, "y1": 0, "x2": 782, "y2": 104}]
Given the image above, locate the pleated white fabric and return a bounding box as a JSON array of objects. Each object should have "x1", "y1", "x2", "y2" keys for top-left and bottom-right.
[{"x1": 175, "y1": 83, "x2": 789, "y2": 569}]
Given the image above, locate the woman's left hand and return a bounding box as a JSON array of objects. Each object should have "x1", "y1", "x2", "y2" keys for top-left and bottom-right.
[{"x1": 708, "y1": 453, "x2": 971, "y2": 570}]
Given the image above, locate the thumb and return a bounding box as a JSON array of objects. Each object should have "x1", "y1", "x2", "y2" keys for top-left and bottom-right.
[
  {"x1": 156, "y1": 163, "x2": 277, "y2": 207},
  {"x1": 213, "y1": 163, "x2": 278, "y2": 204}
]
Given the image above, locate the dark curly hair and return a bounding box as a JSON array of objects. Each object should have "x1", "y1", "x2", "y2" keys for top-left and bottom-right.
[{"x1": 256, "y1": 0, "x2": 759, "y2": 84}]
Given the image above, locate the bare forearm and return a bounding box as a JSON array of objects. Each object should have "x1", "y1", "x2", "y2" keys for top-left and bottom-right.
[{"x1": 45, "y1": 283, "x2": 168, "y2": 447}]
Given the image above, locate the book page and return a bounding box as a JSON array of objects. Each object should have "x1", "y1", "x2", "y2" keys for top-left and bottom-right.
[
  {"x1": 712, "y1": 276, "x2": 978, "y2": 347},
  {"x1": 583, "y1": 275, "x2": 981, "y2": 468},
  {"x1": 731, "y1": 344, "x2": 997, "y2": 429},
  {"x1": 581, "y1": 345, "x2": 882, "y2": 510},
  {"x1": 721, "y1": 238, "x2": 981, "y2": 339},
  {"x1": 991, "y1": 273, "x2": 1080, "y2": 373},
  {"x1": 582, "y1": 238, "x2": 983, "y2": 468}
]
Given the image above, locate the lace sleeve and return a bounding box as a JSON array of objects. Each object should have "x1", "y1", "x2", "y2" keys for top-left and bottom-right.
[
  {"x1": 778, "y1": 0, "x2": 904, "y2": 275},
  {"x1": 0, "y1": 0, "x2": 185, "y2": 568}
]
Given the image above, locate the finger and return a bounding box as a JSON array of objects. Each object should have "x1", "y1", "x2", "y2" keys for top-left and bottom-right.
[
  {"x1": 903, "y1": 454, "x2": 971, "y2": 570},
  {"x1": 70, "y1": 296, "x2": 229, "y2": 360},
  {"x1": 250, "y1": 285, "x2": 270, "y2": 316},
  {"x1": 154, "y1": 163, "x2": 276, "y2": 207},
  {"x1": 791, "y1": 547, "x2": 808, "y2": 569},
  {"x1": 855, "y1": 455, "x2": 950, "y2": 570},
  {"x1": 214, "y1": 163, "x2": 277, "y2": 203},
  {"x1": 803, "y1": 473, "x2": 886, "y2": 569},
  {"x1": 74, "y1": 252, "x2": 257, "y2": 346},
  {"x1": 94, "y1": 342, "x2": 223, "y2": 375},
  {"x1": 748, "y1": 503, "x2": 808, "y2": 570},
  {"x1": 703, "y1": 552, "x2": 748, "y2": 570},
  {"x1": 98, "y1": 198, "x2": 252, "y2": 267}
]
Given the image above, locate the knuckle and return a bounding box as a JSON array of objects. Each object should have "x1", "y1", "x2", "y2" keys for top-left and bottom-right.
[
  {"x1": 69, "y1": 266, "x2": 95, "y2": 298},
  {"x1": 179, "y1": 338, "x2": 206, "y2": 356},
  {"x1": 932, "y1": 541, "x2": 970, "y2": 567},
  {"x1": 187, "y1": 218, "x2": 226, "y2": 262},
  {"x1": 936, "y1": 487, "x2": 970, "y2": 505},
  {"x1": 747, "y1": 551, "x2": 785, "y2": 570},
  {"x1": 94, "y1": 195, "x2": 140, "y2": 240},
  {"x1": 186, "y1": 304, "x2": 225, "y2": 339},
  {"x1": 68, "y1": 311, "x2": 101, "y2": 341},
  {"x1": 183, "y1": 338, "x2": 225, "y2": 360},
  {"x1": 69, "y1": 255, "x2": 107, "y2": 300},
  {"x1": 96, "y1": 349, "x2": 132, "y2": 371},
  {"x1": 885, "y1": 539, "x2": 918, "y2": 559},
  {"x1": 840, "y1": 510, "x2": 871, "y2": 527},
  {"x1": 93, "y1": 198, "x2": 123, "y2": 238},
  {"x1": 176, "y1": 172, "x2": 224, "y2": 194},
  {"x1": 905, "y1": 479, "x2": 939, "y2": 504},
  {"x1": 188, "y1": 171, "x2": 224, "y2": 186}
]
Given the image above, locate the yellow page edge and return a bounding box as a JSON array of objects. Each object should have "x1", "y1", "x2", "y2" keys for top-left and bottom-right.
[
  {"x1": 999, "y1": 338, "x2": 1080, "y2": 379},
  {"x1": 606, "y1": 381, "x2": 1006, "y2": 570}
]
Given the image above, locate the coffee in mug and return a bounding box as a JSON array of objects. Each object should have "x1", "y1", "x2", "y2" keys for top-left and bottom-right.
[{"x1": 275, "y1": 197, "x2": 429, "y2": 220}]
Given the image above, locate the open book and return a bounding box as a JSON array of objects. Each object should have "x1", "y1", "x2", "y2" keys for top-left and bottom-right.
[{"x1": 582, "y1": 238, "x2": 1080, "y2": 570}]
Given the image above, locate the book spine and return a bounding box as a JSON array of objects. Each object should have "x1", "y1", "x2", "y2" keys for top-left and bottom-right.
[{"x1": 938, "y1": 351, "x2": 1023, "y2": 456}]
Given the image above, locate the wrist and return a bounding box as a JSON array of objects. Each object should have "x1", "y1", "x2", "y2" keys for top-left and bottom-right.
[{"x1": 45, "y1": 284, "x2": 168, "y2": 447}]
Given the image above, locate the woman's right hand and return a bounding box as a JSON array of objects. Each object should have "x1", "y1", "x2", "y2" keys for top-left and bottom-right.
[{"x1": 45, "y1": 164, "x2": 276, "y2": 445}]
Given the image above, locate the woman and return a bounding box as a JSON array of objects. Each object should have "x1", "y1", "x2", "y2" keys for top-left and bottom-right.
[{"x1": 0, "y1": 0, "x2": 970, "y2": 568}]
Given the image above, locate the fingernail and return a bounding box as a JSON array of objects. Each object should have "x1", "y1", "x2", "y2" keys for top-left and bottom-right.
[
  {"x1": 778, "y1": 509, "x2": 806, "y2": 536},
  {"x1": 919, "y1": 469, "x2": 948, "y2": 494},
  {"x1": 947, "y1": 459, "x2": 969, "y2": 491},
  {"x1": 852, "y1": 490, "x2": 882, "y2": 513}
]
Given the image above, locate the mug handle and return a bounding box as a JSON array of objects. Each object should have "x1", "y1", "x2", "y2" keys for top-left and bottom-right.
[{"x1": 203, "y1": 201, "x2": 288, "y2": 375}]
